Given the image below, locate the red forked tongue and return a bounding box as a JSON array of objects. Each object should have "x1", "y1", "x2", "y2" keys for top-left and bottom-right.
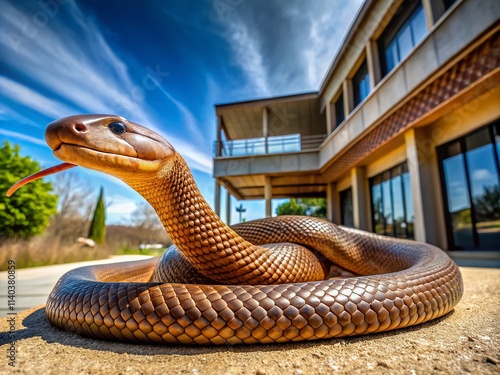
[{"x1": 6, "y1": 163, "x2": 77, "y2": 197}]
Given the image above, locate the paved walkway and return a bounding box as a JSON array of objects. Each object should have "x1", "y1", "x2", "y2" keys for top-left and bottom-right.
[{"x1": 0, "y1": 255, "x2": 152, "y2": 318}]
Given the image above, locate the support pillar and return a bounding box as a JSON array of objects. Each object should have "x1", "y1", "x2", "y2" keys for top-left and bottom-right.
[
  {"x1": 326, "y1": 101, "x2": 334, "y2": 135},
  {"x1": 216, "y1": 115, "x2": 222, "y2": 156},
  {"x1": 226, "y1": 189, "x2": 231, "y2": 225},
  {"x1": 366, "y1": 40, "x2": 381, "y2": 89},
  {"x1": 326, "y1": 182, "x2": 341, "y2": 223},
  {"x1": 422, "y1": 0, "x2": 445, "y2": 30},
  {"x1": 263, "y1": 107, "x2": 269, "y2": 154},
  {"x1": 264, "y1": 176, "x2": 272, "y2": 217},
  {"x1": 405, "y1": 128, "x2": 442, "y2": 244},
  {"x1": 214, "y1": 181, "x2": 221, "y2": 217},
  {"x1": 343, "y1": 79, "x2": 354, "y2": 115},
  {"x1": 351, "y1": 167, "x2": 370, "y2": 231}
]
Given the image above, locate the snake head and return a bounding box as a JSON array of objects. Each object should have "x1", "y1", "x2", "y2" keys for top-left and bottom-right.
[
  {"x1": 7, "y1": 115, "x2": 176, "y2": 196},
  {"x1": 46, "y1": 114, "x2": 176, "y2": 176}
]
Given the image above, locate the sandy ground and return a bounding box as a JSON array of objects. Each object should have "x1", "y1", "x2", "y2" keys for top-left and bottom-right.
[{"x1": 0, "y1": 267, "x2": 499, "y2": 375}]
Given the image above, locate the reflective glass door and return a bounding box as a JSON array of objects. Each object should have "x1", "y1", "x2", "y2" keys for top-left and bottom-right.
[{"x1": 438, "y1": 122, "x2": 500, "y2": 250}]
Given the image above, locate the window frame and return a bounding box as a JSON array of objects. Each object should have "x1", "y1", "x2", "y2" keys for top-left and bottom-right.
[
  {"x1": 334, "y1": 91, "x2": 345, "y2": 128},
  {"x1": 369, "y1": 162, "x2": 414, "y2": 239},
  {"x1": 352, "y1": 59, "x2": 370, "y2": 108},
  {"x1": 378, "y1": 0, "x2": 427, "y2": 77},
  {"x1": 437, "y1": 120, "x2": 500, "y2": 250},
  {"x1": 340, "y1": 187, "x2": 354, "y2": 227}
]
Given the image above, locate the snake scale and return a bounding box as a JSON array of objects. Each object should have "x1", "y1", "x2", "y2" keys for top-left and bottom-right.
[{"x1": 8, "y1": 115, "x2": 463, "y2": 345}]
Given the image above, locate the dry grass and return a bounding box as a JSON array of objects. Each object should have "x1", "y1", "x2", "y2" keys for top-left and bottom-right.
[{"x1": 0, "y1": 233, "x2": 115, "y2": 271}]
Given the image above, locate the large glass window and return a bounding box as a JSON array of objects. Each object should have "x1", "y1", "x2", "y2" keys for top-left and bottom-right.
[
  {"x1": 370, "y1": 163, "x2": 414, "y2": 239},
  {"x1": 378, "y1": 1, "x2": 427, "y2": 76},
  {"x1": 438, "y1": 122, "x2": 500, "y2": 250},
  {"x1": 334, "y1": 92, "x2": 345, "y2": 128},
  {"x1": 340, "y1": 188, "x2": 353, "y2": 227},
  {"x1": 352, "y1": 60, "x2": 370, "y2": 107}
]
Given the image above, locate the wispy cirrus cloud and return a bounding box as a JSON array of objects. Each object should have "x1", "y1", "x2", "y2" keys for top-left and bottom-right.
[
  {"x1": 0, "y1": 77, "x2": 75, "y2": 119},
  {"x1": 0, "y1": 128, "x2": 46, "y2": 146},
  {"x1": 218, "y1": 0, "x2": 364, "y2": 97},
  {"x1": 0, "y1": 1, "x2": 212, "y2": 173}
]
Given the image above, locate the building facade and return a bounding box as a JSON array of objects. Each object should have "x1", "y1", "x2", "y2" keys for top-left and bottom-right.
[{"x1": 213, "y1": 0, "x2": 500, "y2": 261}]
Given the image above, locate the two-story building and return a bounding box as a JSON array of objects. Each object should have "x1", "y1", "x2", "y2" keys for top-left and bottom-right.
[{"x1": 213, "y1": 0, "x2": 500, "y2": 262}]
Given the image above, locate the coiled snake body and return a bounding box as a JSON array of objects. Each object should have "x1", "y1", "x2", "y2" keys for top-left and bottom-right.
[{"x1": 8, "y1": 115, "x2": 463, "y2": 345}]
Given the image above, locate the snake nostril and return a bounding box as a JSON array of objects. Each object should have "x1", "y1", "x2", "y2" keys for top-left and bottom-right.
[{"x1": 74, "y1": 124, "x2": 87, "y2": 133}]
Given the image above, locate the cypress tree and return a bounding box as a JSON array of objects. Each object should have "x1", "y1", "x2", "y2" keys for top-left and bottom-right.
[{"x1": 88, "y1": 187, "x2": 106, "y2": 244}]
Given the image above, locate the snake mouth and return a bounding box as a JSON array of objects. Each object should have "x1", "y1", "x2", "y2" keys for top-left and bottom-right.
[
  {"x1": 6, "y1": 162, "x2": 76, "y2": 197},
  {"x1": 54, "y1": 143, "x2": 152, "y2": 171},
  {"x1": 6, "y1": 144, "x2": 139, "y2": 197}
]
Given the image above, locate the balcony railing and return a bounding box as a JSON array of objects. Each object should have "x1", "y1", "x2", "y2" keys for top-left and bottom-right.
[{"x1": 214, "y1": 134, "x2": 326, "y2": 157}]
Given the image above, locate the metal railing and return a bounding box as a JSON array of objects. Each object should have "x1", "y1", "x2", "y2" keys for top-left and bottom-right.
[{"x1": 214, "y1": 134, "x2": 326, "y2": 157}]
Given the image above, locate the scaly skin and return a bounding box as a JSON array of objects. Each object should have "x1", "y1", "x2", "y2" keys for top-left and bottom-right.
[{"x1": 14, "y1": 115, "x2": 463, "y2": 345}]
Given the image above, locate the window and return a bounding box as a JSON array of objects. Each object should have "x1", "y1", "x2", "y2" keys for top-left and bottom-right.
[
  {"x1": 437, "y1": 121, "x2": 500, "y2": 250},
  {"x1": 443, "y1": 0, "x2": 458, "y2": 11},
  {"x1": 352, "y1": 60, "x2": 370, "y2": 107},
  {"x1": 370, "y1": 163, "x2": 414, "y2": 239},
  {"x1": 378, "y1": 0, "x2": 427, "y2": 76},
  {"x1": 334, "y1": 92, "x2": 345, "y2": 128},
  {"x1": 340, "y1": 188, "x2": 354, "y2": 227}
]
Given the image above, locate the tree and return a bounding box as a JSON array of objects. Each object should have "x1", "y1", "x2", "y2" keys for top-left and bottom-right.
[
  {"x1": 0, "y1": 142, "x2": 57, "y2": 238},
  {"x1": 474, "y1": 185, "x2": 500, "y2": 222},
  {"x1": 48, "y1": 171, "x2": 94, "y2": 242},
  {"x1": 88, "y1": 187, "x2": 106, "y2": 244},
  {"x1": 131, "y1": 201, "x2": 163, "y2": 231},
  {"x1": 276, "y1": 198, "x2": 327, "y2": 218}
]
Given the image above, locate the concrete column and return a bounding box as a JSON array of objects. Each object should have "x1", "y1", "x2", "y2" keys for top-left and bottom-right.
[
  {"x1": 343, "y1": 79, "x2": 354, "y2": 115},
  {"x1": 263, "y1": 107, "x2": 269, "y2": 154},
  {"x1": 366, "y1": 40, "x2": 381, "y2": 89},
  {"x1": 326, "y1": 182, "x2": 341, "y2": 224},
  {"x1": 422, "y1": 0, "x2": 445, "y2": 30},
  {"x1": 216, "y1": 115, "x2": 222, "y2": 157},
  {"x1": 351, "y1": 167, "x2": 370, "y2": 230},
  {"x1": 404, "y1": 128, "x2": 446, "y2": 245},
  {"x1": 226, "y1": 189, "x2": 231, "y2": 225},
  {"x1": 326, "y1": 101, "x2": 334, "y2": 135},
  {"x1": 214, "y1": 181, "x2": 221, "y2": 216},
  {"x1": 264, "y1": 176, "x2": 272, "y2": 217},
  {"x1": 405, "y1": 128, "x2": 426, "y2": 242}
]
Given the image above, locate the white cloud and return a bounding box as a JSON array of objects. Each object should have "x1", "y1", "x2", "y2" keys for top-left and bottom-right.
[
  {"x1": 224, "y1": 20, "x2": 271, "y2": 96},
  {"x1": 106, "y1": 194, "x2": 138, "y2": 214},
  {"x1": 219, "y1": 0, "x2": 364, "y2": 96},
  {"x1": 0, "y1": 1, "x2": 213, "y2": 174},
  {"x1": 0, "y1": 128, "x2": 46, "y2": 146},
  {"x1": 0, "y1": 76, "x2": 75, "y2": 119},
  {"x1": 472, "y1": 169, "x2": 495, "y2": 182}
]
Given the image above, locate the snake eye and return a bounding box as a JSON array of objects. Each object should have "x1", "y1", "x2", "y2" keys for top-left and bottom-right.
[{"x1": 108, "y1": 121, "x2": 127, "y2": 135}]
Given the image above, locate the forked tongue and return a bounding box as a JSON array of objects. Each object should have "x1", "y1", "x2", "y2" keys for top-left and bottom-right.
[{"x1": 6, "y1": 163, "x2": 76, "y2": 197}]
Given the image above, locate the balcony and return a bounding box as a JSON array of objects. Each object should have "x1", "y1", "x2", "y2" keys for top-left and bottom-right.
[
  {"x1": 213, "y1": 93, "x2": 328, "y2": 202},
  {"x1": 214, "y1": 134, "x2": 327, "y2": 157}
]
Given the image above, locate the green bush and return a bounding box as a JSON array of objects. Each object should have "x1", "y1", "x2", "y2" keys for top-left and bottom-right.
[{"x1": 0, "y1": 142, "x2": 57, "y2": 238}]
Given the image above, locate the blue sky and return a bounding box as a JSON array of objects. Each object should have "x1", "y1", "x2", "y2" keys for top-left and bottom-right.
[{"x1": 0, "y1": 0, "x2": 363, "y2": 224}]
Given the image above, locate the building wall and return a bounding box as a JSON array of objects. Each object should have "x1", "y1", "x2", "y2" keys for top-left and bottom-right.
[{"x1": 214, "y1": 0, "x2": 500, "y2": 256}]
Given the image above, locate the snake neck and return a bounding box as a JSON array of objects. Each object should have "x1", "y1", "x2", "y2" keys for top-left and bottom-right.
[{"x1": 124, "y1": 153, "x2": 257, "y2": 281}]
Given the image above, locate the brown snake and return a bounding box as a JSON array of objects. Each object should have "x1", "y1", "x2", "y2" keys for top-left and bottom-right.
[{"x1": 8, "y1": 115, "x2": 463, "y2": 345}]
